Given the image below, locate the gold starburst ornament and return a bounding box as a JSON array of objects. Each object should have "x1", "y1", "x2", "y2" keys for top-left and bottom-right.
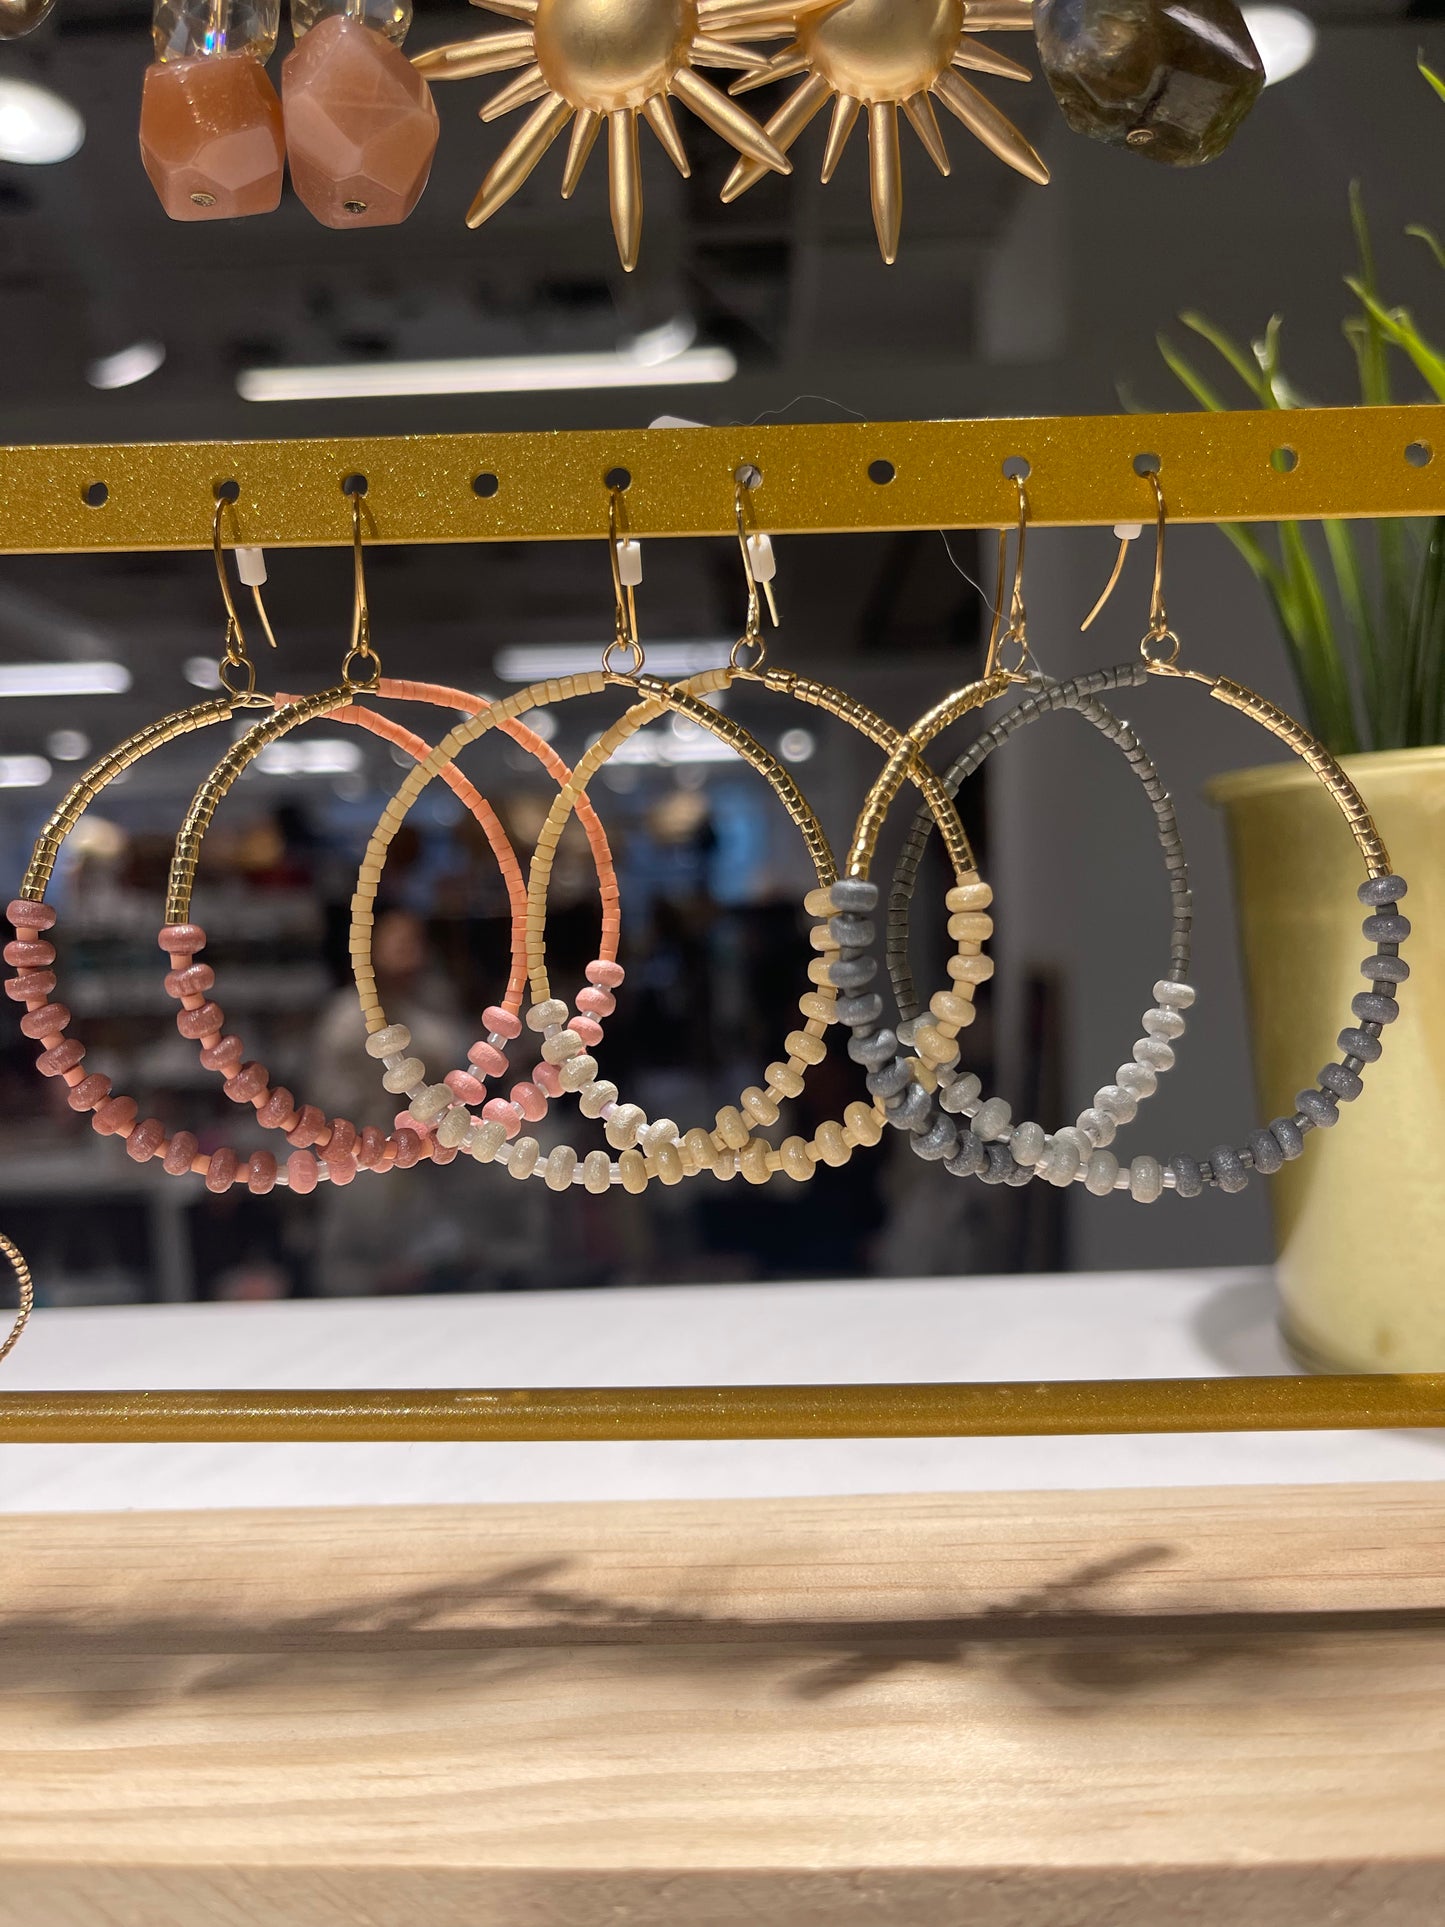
[
  {"x1": 725, "y1": 0, "x2": 1049, "y2": 263},
  {"x1": 415, "y1": 0, "x2": 832, "y2": 269}
]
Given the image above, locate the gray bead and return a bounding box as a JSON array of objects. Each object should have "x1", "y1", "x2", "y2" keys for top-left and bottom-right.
[
  {"x1": 895, "y1": 1017, "x2": 920, "y2": 1048},
  {"x1": 1094, "y1": 1084, "x2": 1139, "y2": 1124},
  {"x1": 1005, "y1": 1158, "x2": 1035, "y2": 1187},
  {"x1": 1363, "y1": 953, "x2": 1410, "y2": 984},
  {"x1": 972, "y1": 1096, "x2": 1013, "y2": 1142},
  {"x1": 946, "y1": 1132, "x2": 986, "y2": 1178},
  {"x1": 828, "y1": 914, "x2": 876, "y2": 950},
  {"x1": 1172, "y1": 1156, "x2": 1203, "y2": 1198},
  {"x1": 1363, "y1": 912, "x2": 1411, "y2": 945},
  {"x1": 1269, "y1": 1116, "x2": 1305, "y2": 1161},
  {"x1": 939, "y1": 1070, "x2": 982, "y2": 1115},
  {"x1": 1295, "y1": 1087, "x2": 1340, "y2": 1128},
  {"x1": 978, "y1": 1142, "x2": 1014, "y2": 1185},
  {"x1": 1318, "y1": 1062, "x2": 1364, "y2": 1101},
  {"x1": 1009, "y1": 1120, "x2": 1047, "y2": 1167},
  {"x1": 1209, "y1": 1143, "x2": 1249, "y2": 1193},
  {"x1": 1351, "y1": 991, "x2": 1398, "y2": 1026},
  {"x1": 829, "y1": 955, "x2": 877, "y2": 990},
  {"x1": 1357, "y1": 874, "x2": 1406, "y2": 905},
  {"x1": 866, "y1": 1056, "x2": 913, "y2": 1099},
  {"x1": 835, "y1": 992, "x2": 883, "y2": 1030},
  {"x1": 1336, "y1": 1026, "x2": 1382, "y2": 1064},
  {"x1": 885, "y1": 1082, "x2": 933, "y2": 1132},
  {"x1": 911, "y1": 1116, "x2": 958, "y2": 1161},
  {"x1": 1247, "y1": 1128, "x2": 1284, "y2": 1175},
  {"x1": 829, "y1": 878, "x2": 879, "y2": 913},
  {"x1": 1084, "y1": 1148, "x2": 1119, "y2": 1196},
  {"x1": 849, "y1": 1028, "x2": 898, "y2": 1069}
]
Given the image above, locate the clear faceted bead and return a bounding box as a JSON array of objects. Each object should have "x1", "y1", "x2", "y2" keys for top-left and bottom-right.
[
  {"x1": 291, "y1": 0, "x2": 410, "y2": 48},
  {"x1": 153, "y1": 0, "x2": 280, "y2": 62}
]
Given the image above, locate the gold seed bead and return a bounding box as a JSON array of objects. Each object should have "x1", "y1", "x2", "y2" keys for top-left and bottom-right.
[
  {"x1": 766, "y1": 1061, "x2": 805, "y2": 1099},
  {"x1": 813, "y1": 1119, "x2": 849, "y2": 1167},
  {"x1": 605, "y1": 1103, "x2": 645, "y2": 1150},
  {"x1": 739, "y1": 1137, "x2": 772, "y2": 1185},
  {"x1": 913, "y1": 1023, "x2": 960, "y2": 1068},
  {"x1": 930, "y1": 990, "x2": 975, "y2": 1027},
  {"x1": 578, "y1": 1079, "x2": 619, "y2": 1119},
  {"x1": 741, "y1": 1085, "x2": 780, "y2": 1128},
  {"x1": 508, "y1": 1137, "x2": 540, "y2": 1179},
  {"x1": 544, "y1": 1145, "x2": 577, "y2": 1191},
  {"x1": 540, "y1": 1030, "x2": 584, "y2": 1063},
  {"x1": 779, "y1": 1135, "x2": 814, "y2": 1182},
  {"x1": 948, "y1": 954, "x2": 994, "y2": 985},
  {"x1": 803, "y1": 886, "x2": 834, "y2": 917},
  {"x1": 583, "y1": 1149, "x2": 612, "y2": 1194},
  {"x1": 948, "y1": 912, "x2": 994, "y2": 943},
  {"x1": 798, "y1": 991, "x2": 835, "y2": 1023},
  {"x1": 843, "y1": 1100, "x2": 883, "y2": 1147},
  {"x1": 945, "y1": 880, "x2": 993, "y2": 911},
  {"x1": 619, "y1": 1148, "x2": 648, "y2": 1194},
  {"x1": 682, "y1": 1127, "x2": 716, "y2": 1172},
  {"x1": 715, "y1": 1106, "x2": 750, "y2": 1150},
  {"x1": 654, "y1": 1141, "x2": 684, "y2": 1186},
  {"x1": 784, "y1": 1029, "x2": 826, "y2": 1066}
]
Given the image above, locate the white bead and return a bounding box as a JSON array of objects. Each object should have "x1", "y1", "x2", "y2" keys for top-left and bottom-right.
[
  {"x1": 1054, "y1": 1126, "x2": 1091, "y2": 1165},
  {"x1": 544, "y1": 1145, "x2": 577, "y2": 1192},
  {"x1": 605, "y1": 1103, "x2": 645, "y2": 1150},
  {"x1": 470, "y1": 1120, "x2": 508, "y2": 1163},
  {"x1": 365, "y1": 1024, "x2": 411, "y2": 1059},
  {"x1": 559, "y1": 1054, "x2": 597, "y2": 1091},
  {"x1": 1010, "y1": 1120, "x2": 1046, "y2": 1167},
  {"x1": 1133, "y1": 1036, "x2": 1176, "y2": 1072},
  {"x1": 436, "y1": 1107, "x2": 472, "y2": 1148},
  {"x1": 408, "y1": 1083, "x2": 452, "y2": 1123},
  {"x1": 1116, "y1": 1062, "x2": 1157, "y2": 1099},
  {"x1": 1075, "y1": 1107, "x2": 1116, "y2": 1149},
  {"x1": 1038, "y1": 1134, "x2": 1080, "y2": 1187},
  {"x1": 939, "y1": 1070, "x2": 982, "y2": 1116},
  {"x1": 639, "y1": 1118, "x2": 680, "y2": 1155},
  {"x1": 540, "y1": 1029, "x2": 584, "y2": 1063},
  {"x1": 972, "y1": 1096, "x2": 1012, "y2": 1142},
  {"x1": 583, "y1": 1150, "x2": 612, "y2": 1194},
  {"x1": 507, "y1": 1137, "x2": 540, "y2": 1179},
  {"x1": 1143, "y1": 1006, "x2": 1186, "y2": 1040},
  {"x1": 1129, "y1": 1155, "x2": 1163, "y2": 1203},
  {"x1": 578, "y1": 1079, "x2": 619, "y2": 1119},
  {"x1": 1094, "y1": 1084, "x2": 1138, "y2": 1124},
  {"x1": 525, "y1": 999, "x2": 568, "y2": 1032},
  {"x1": 1153, "y1": 980, "x2": 1196, "y2": 1009},
  {"x1": 1084, "y1": 1149, "x2": 1119, "y2": 1196},
  {"x1": 381, "y1": 1058, "x2": 426, "y2": 1095}
]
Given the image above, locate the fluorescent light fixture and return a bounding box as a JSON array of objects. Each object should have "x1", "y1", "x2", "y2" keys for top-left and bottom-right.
[
  {"x1": 87, "y1": 340, "x2": 166, "y2": 392},
  {"x1": 0, "y1": 755, "x2": 51, "y2": 788},
  {"x1": 1241, "y1": 6, "x2": 1316, "y2": 85},
  {"x1": 258, "y1": 739, "x2": 364, "y2": 777},
  {"x1": 0, "y1": 661, "x2": 130, "y2": 697},
  {"x1": 237, "y1": 341, "x2": 737, "y2": 404},
  {"x1": 496, "y1": 640, "x2": 733, "y2": 683},
  {"x1": 46, "y1": 728, "x2": 90, "y2": 762},
  {"x1": 184, "y1": 656, "x2": 223, "y2": 690},
  {"x1": 0, "y1": 79, "x2": 84, "y2": 166}
]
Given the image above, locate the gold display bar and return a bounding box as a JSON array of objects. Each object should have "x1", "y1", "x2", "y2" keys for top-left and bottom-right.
[
  {"x1": 3, "y1": 1375, "x2": 1443, "y2": 1442},
  {"x1": 0, "y1": 406, "x2": 1439, "y2": 554}
]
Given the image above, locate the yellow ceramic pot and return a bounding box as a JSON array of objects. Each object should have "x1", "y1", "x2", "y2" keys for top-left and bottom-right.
[{"x1": 1211, "y1": 747, "x2": 1445, "y2": 1370}]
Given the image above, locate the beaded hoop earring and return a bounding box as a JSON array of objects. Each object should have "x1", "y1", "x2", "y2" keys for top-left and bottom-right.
[{"x1": 0, "y1": 1232, "x2": 33, "y2": 1368}]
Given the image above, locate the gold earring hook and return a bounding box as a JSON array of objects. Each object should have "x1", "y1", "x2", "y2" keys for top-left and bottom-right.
[
  {"x1": 1080, "y1": 522, "x2": 1141, "y2": 633},
  {"x1": 730, "y1": 479, "x2": 778, "y2": 671},
  {"x1": 1139, "y1": 472, "x2": 1181, "y2": 669},
  {"x1": 602, "y1": 485, "x2": 644, "y2": 677},
  {"x1": 340, "y1": 488, "x2": 381, "y2": 691},
  {"x1": 983, "y1": 475, "x2": 1035, "y2": 681},
  {"x1": 211, "y1": 496, "x2": 272, "y2": 705}
]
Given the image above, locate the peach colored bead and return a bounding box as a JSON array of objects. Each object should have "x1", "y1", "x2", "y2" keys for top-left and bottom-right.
[
  {"x1": 392, "y1": 1130, "x2": 425, "y2": 1169},
  {"x1": 431, "y1": 1140, "x2": 460, "y2": 1167},
  {"x1": 163, "y1": 1131, "x2": 199, "y2": 1176},
  {"x1": 7, "y1": 899, "x2": 55, "y2": 930},
  {"x1": 177, "y1": 1002, "x2": 225, "y2": 1040},
  {"x1": 327, "y1": 1154, "x2": 358, "y2": 1186},
  {"x1": 394, "y1": 1111, "x2": 428, "y2": 1138},
  {"x1": 510, "y1": 1082, "x2": 548, "y2": 1123},
  {"x1": 357, "y1": 1125, "x2": 388, "y2": 1169},
  {"x1": 164, "y1": 962, "x2": 215, "y2": 999},
  {"x1": 20, "y1": 1001, "x2": 69, "y2": 1039},
  {"x1": 4, "y1": 939, "x2": 54, "y2": 969},
  {"x1": 126, "y1": 1117, "x2": 167, "y2": 1163},
  {"x1": 585, "y1": 960, "x2": 625, "y2": 988},
  {"x1": 568, "y1": 1015, "x2": 604, "y2": 1047},
  {"x1": 481, "y1": 1098, "x2": 522, "y2": 1138},
  {"x1": 159, "y1": 924, "x2": 207, "y2": 954},
  {"x1": 287, "y1": 1149, "x2": 319, "y2": 1193},
  {"x1": 94, "y1": 1095, "x2": 139, "y2": 1136},
  {"x1": 576, "y1": 986, "x2": 616, "y2": 1018},
  {"x1": 6, "y1": 970, "x2": 56, "y2": 1001},
  {"x1": 36, "y1": 1037, "x2": 85, "y2": 1077},
  {"x1": 324, "y1": 1118, "x2": 359, "y2": 1160},
  {"x1": 247, "y1": 1151, "x2": 278, "y2": 1194},
  {"x1": 534, "y1": 1062, "x2": 563, "y2": 1098},
  {"x1": 205, "y1": 1148, "x2": 239, "y2": 1193},
  {"x1": 68, "y1": 1072, "x2": 112, "y2": 1112},
  {"x1": 257, "y1": 1086, "x2": 298, "y2": 1130},
  {"x1": 467, "y1": 1041, "x2": 508, "y2": 1078},
  {"x1": 482, "y1": 1005, "x2": 522, "y2": 1039},
  {"x1": 286, "y1": 1105, "x2": 327, "y2": 1148},
  {"x1": 224, "y1": 1062, "x2": 269, "y2": 1104},
  {"x1": 445, "y1": 1069, "x2": 487, "y2": 1105},
  {"x1": 200, "y1": 1034, "x2": 245, "y2": 1072}
]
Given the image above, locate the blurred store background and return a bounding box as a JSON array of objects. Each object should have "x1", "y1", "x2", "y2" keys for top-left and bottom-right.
[{"x1": 0, "y1": 1, "x2": 1438, "y2": 1303}]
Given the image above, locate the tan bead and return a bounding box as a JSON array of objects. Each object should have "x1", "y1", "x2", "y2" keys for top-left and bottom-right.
[
  {"x1": 639, "y1": 1118, "x2": 680, "y2": 1156},
  {"x1": 544, "y1": 1145, "x2": 577, "y2": 1192},
  {"x1": 784, "y1": 1029, "x2": 827, "y2": 1066},
  {"x1": 654, "y1": 1142, "x2": 684, "y2": 1187},
  {"x1": 619, "y1": 1148, "x2": 648, "y2": 1195},
  {"x1": 948, "y1": 953, "x2": 995, "y2": 985},
  {"x1": 843, "y1": 1100, "x2": 883, "y2": 1147},
  {"x1": 525, "y1": 998, "x2": 568, "y2": 1032},
  {"x1": 739, "y1": 1138, "x2": 772, "y2": 1185},
  {"x1": 507, "y1": 1137, "x2": 540, "y2": 1179},
  {"x1": 681, "y1": 1127, "x2": 716, "y2": 1173},
  {"x1": 929, "y1": 990, "x2": 975, "y2": 1027},
  {"x1": 712, "y1": 1149, "x2": 738, "y2": 1182},
  {"x1": 741, "y1": 1085, "x2": 780, "y2": 1128},
  {"x1": 540, "y1": 1029, "x2": 584, "y2": 1063},
  {"x1": 583, "y1": 1149, "x2": 612, "y2": 1194},
  {"x1": 436, "y1": 1106, "x2": 472, "y2": 1149},
  {"x1": 779, "y1": 1135, "x2": 814, "y2": 1182},
  {"x1": 808, "y1": 924, "x2": 835, "y2": 952},
  {"x1": 382, "y1": 1057, "x2": 426, "y2": 1094},
  {"x1": 813, "y1": 1119, "x2": 850, "y2": 1167},
  {"x1": 803, "y1": 886, "x2": 834, "y2": 917},
  {"x1": 797, "y1": 990, "x2": 835, "y2": 1023},
  {"x1": 558, "y1": 1053, "x2": 597, "y2": 1091},
  {"x1": 578, "y1": 1079, "x2": 619, "y2": 1118},
  {"x1": 945, "y1": 880, "x2": 993, "y2": 911},
  {"x1": 913, "y1": 1023, "x2": 960, "y2": 1068},
  {"x1": 365, "y1": 1023, "x2": 411, "y2": 1059},
  {"x1": 765, "y1": 1061, "x2": 805, "y2": 1100},
  {"x1": 948, "y1": 912, "x2": 994, "y2": 943},
  {"x1": 604, "y1": 1103, "x2": 645, "y2": 1150},
  {"x1": 806, "y1": 957, "x2": 835, "y2": 987},
  {"x1": 715, "y1": 1106, "x2": 750, "y2": 1149}
]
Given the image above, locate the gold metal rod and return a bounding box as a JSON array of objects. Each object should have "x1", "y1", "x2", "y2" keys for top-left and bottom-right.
[
  {"x1": 3, "y1": 1376, "x2": 1444, "y2": 1442},
  {"x1": 1, "y1": 407, "x2": 1440, "y2": 554}
]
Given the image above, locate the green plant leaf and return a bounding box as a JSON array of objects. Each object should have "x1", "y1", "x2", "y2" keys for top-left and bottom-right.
[
  {"x1": 1420, "y1": 50, "x2": 1445, "y2": 104},
  {"x1": 1155, "y1": 333, "x2": 1232, "y2": 413},
  {"x1": 1179, "y1": 311, "x2": 1277, "y2": 404},
  {"x1": 1348, "y1": 182, "x2": 1393, "y2": 408},
  {"x1": 1345, "y1": 279, "x2": 1445, "y2": 399},
  {"x1": 1407, "y1": 224, "x2": 1445, "y2": 273}
]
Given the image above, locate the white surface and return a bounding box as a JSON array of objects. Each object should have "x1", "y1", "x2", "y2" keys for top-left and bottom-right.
[{"x1": 2, "y1": 1267, "x2": 1442, "y2": 1513}]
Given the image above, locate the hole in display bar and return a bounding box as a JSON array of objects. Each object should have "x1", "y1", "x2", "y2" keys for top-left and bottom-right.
[
  {"x1": 472, "y1": 473, "x2": 499, "y2": 498},
  {"x1": 341, "y1": 473, "x2": 368, "y2": 497},
  {"x1": 1001, "y1": 456, "x2": 1030, "y2": 480},
  {"x1": 213, "y1": 478, "x2": 240, "y2": 503},
  {"x1": 82, "y1": 481, "x2": 108, "y2": 507},
  {"x1": 605, "y1": 466, "x2": 632, "y2": 491},
  {"x1": 1271, "y1": 446, "x2": 1299, "y2": 473},
  {"x1": 868, "y1": 459, "x2": 896, "y2": 485},
  {"x1": 1132, "y1": 452, "x2": 1161, "y2": 475},
  {"x1": 735, "y1": 463, "x2": 762, "y2": 490},
  {"x1": 1406, "y1": 441, "x2": 1433, "y2": 468}
]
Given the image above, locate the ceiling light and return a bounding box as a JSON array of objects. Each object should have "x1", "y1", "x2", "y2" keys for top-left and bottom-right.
[
  {"x1": 87, "y1": 341, "x2": 166, "y2": 392},
  {"x1": 0, "y1": 755, "x2": 51, "y2": 788},
  {"x1": 0, "y1": 79, "x2": 84, "y2": 166},
  {"x1": 46, "y1": 728, "x2": 90, "y2": 762},
  {"x1": 237, "y1": 343, "x2": 737, "y2": 404},
  {"x1": 596, "y1": 729, "x2": 738, "y2": 768},
  {"x1": 779, "y1": 727, "x2": 815, "y2": 763},
  {"x1": 258, "y1": 739, "x2": 363, "y2": 777},
  {"x1": 184, "y1": 656, "x2": 223, "y2": 690},
  {"x1": 1241, "y1": 6, "x2": 1316, "y2": 85},
  {"x1": 0, "y1": 661, "x2": 130, "y2": 697},
  {"x1": 495, "y1": 641, "x2": 733, "y2": 683}
]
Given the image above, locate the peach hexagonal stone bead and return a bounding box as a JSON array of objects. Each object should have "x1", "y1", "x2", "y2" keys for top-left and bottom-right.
[
  {"x1": 282, "y1": 15, "x2": 437, "y2": 229},
  {"x1": 139, "y1": 55, "x2": 285, "y2": 222}
]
